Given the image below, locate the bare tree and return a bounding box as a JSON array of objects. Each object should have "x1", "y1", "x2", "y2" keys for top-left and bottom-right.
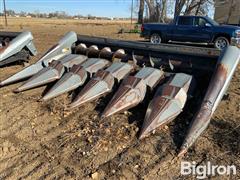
[
  {"x1": 138, "y1": 0, "x2": 211, "y2": 23},
  {"x1": 160, "y1": 0, "x2": 167, "y2": 22},
  {"x1": 145, "y1": 0, "x2": 167, "y2": 22},
  {"x1": 145, "y1": 0, "x2": 156, "y2": 21},
  {"x1": 174, "y1": 0, "x2": 213, "y2": 17},
  {"x1": 138, "y1": 0, "x2": 145, "y2": 23},
  {"x1": 174, "y1": 0, "x2": 186, "y2": 18},
  {"x1": 185, "y1": 0, "x2": 206, "y2": 15}
]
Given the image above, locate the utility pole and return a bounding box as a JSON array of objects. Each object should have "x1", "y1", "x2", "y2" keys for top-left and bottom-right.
[
  {"x1": 3, "y1": 0, "x2": 8, "y2": 26},
  {"x1": 131, "y1": 0, "x2": 133, "y2": 25}
]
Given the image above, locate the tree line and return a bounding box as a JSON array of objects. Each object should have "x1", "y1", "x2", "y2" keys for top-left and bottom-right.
[
  {"x1": 137, "y1": 0, "x2": 214, "y2": 23},
  {"x1": 1, "y1": 0, "x2": 214, "y2": 22},
  {"x1": 0, "y1": 10, "x2": 85, "y2": 19}
]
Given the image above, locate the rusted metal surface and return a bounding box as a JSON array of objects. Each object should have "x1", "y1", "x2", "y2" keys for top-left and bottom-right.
[
  {"x1": 77, "y1": 35, "x2": 221, "y2": 58},
  {"x1": 139, "y1": 73, "x2": 194, "y2": 139},
  {"x1": 1, "y1": 33, "x2": 240, "y2": 157},
  {"x1": 14, "y1": 60, "x2": 64, "y2": 92},
  {"x1": 76, "y1": 43, "x2": 126, "y2": 61},
  {"x1": 101, "y1": 67, "x2": 164, "y2": 118},
  {"x1": 14, "y1": 54, "x2": 87, "y2": 92},
  {"x1": 42, "y1": 58, "x2": 110, "y2": 101},
  {"x1": 77, "y1": 35, "x2": 222, "y2": 73},
  {"x1": 0, "y1": 44, "x2": 9, "y2": 53},
  {"x1": 69, "y1": 62, "x2": 134, "y2": 108},
  {"x1": 86, "y1": 45, "x2": 99, "y2": 57},
  {"x1": 178, "y1": 46, "x2": 240, "y2": 156},
  {"x1": 0, "y1": 38, "x2": 10, "y2": 53}
]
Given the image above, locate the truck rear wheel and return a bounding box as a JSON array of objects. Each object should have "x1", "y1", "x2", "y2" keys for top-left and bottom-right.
[
  {"x1": 150, "y1": 33, "x2": 162, "y2": 44},
  {"x1": 214, "y1": 37, "x2": 229, "y2": 50}
]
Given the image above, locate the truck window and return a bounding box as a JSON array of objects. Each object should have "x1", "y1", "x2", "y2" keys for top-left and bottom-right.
[
  {"x1": 194, "y1": 17, "x2": 207, "y2": 27},
  {"x1": 178, "y1": 17, "x2": 193, "y2": 26}
]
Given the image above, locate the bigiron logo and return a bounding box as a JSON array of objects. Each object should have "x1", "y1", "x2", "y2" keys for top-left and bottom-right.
[{"x1": 180, "y1": 161, "x2": 237, "y2": 179}]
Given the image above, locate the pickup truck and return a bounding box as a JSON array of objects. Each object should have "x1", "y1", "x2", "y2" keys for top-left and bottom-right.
[{"x1": 141, "y1": 16, "x2": 240, "y2": 50}]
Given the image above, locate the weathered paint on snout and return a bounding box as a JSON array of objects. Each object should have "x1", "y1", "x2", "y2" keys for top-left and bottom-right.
[
  {"x1": 178, "y1": 63, "x2": 227, "y2": 157},
  {"x1": 13, "y1": 54, "x2": 87, "y2": 92},
  {"x1": 69, "y1": 62, "x2": 133, "y2": 108},
  {"x1": 0, "y1": 31, "x2": 77, "y2": 87},
  {"x1": 42, "y1": 58, "x2": 110, "y2": 101},
  {"x1": 14, "y1": 60, "x2": 65, "y2": 92},
  {"x1": 178, "y1": 46, "x2": 240, "y2": 156},
  {"x1": 101, "y1": 67, "x2": 164, "y2": 118},
  {"x1": 139, "y1": 73, "x2": 194, "y2": 139}
]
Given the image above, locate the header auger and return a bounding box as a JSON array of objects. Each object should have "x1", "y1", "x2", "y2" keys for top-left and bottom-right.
[{"x1": 0, "y1": 31, "x2": 239, "y2": 157}]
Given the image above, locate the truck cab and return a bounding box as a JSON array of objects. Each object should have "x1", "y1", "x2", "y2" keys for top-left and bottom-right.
[
  {"x1": 170, "y1": 16, "x2": 215, "y2": 43},
  {"x1": 141, "y1": 16, "x2": 240, "y2": 50}
]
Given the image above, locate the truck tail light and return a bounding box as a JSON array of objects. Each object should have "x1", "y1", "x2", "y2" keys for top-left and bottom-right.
[{"x1": 141, "y1": 25, "x2": 144, "y2": 32}]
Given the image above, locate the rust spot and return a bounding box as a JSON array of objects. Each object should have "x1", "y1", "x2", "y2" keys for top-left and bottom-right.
[
  {"x1": 74, "y1": 70, "x2": 114, "y2": 103},
  {"x1": 49, "y1": 60, "x2": 64, "y2": 73},
  {"x1": 0, "y1": 38, "x2": 10, "y2": 53},
  {"x1": 95, "y1": 69, "x2": 108, "y2": 78},
  {"x1": 94, "y1": 70, "x2": 114, "y2": 86},
  {"x1": 70, "y1": 64, "x2": 86, "y2": 77},
  {"x1": 0, "y1": 45, "x2": 8, "y2": 53},
  {"x1": 161, "y1": 85, "x2": 181, "y2": 97},
  {"x1": 102, "y1": 75, "x2": 146, "y2": 117},
  {"x1": 204, "y1": 63, "x2": 228, "y2": 104}
]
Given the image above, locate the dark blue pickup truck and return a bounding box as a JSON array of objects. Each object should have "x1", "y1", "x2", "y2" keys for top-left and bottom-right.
[{"x1": 141, "y1": 16, "x2": 240, "y2": 50}]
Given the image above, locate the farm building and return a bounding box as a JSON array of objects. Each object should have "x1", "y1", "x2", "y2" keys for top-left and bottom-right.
[{"x1": 214, "y1": 0, "x2": 240, "y2": 25}]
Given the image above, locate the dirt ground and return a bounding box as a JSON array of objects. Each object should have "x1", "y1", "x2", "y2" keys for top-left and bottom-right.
[{"x1": 0, "y1": 17, "x2": 239, "y2": 179}]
